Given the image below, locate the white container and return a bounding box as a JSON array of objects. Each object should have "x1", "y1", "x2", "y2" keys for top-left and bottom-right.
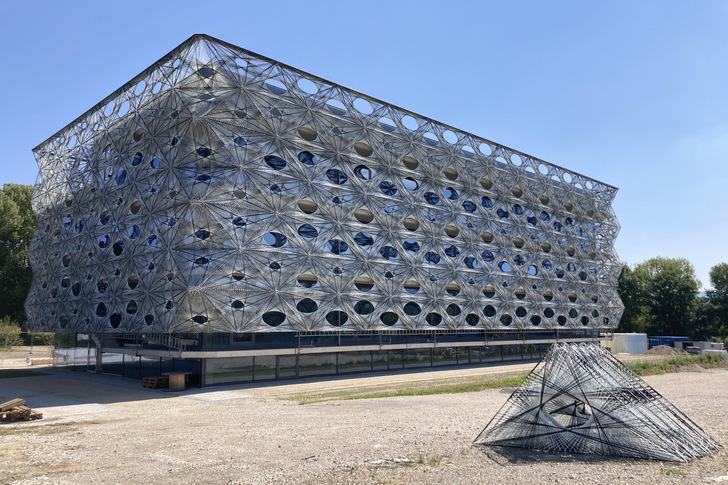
[{"x1": 608, "y1": 333, "x2": 648, "y2": 354}]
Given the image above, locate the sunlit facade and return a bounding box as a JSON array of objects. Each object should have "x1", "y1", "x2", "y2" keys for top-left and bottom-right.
[{"x1": 26, "y1": 35, "x2": 622, "y2": 385}]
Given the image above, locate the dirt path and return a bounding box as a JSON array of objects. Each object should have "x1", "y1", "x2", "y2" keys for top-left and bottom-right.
[{"x1": 1, "y1": 359, "x2": 726, "y2": 484}]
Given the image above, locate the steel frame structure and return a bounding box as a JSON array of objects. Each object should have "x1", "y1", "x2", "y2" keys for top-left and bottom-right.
[{"x1": 25, "y1": 34, "x2": 623, "y2": 335}]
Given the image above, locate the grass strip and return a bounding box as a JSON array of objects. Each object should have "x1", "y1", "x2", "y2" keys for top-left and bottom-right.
[
  {"x1": 626, "y1": 353, "x2": 725, "y2": 376},
  {"x1": 341, "y1": 375, "x2": 527, "y2": 401},
  {"x1": 290, "y1": 354, "x2": 726, "y2": 404}
]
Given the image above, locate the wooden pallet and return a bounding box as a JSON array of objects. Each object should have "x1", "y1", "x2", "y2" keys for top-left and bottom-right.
[{"x1": 142, "y1": 376, "x2": 169, "y2": 389}]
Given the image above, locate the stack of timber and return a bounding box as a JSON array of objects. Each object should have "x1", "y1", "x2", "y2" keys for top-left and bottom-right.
[
  {"x1": 0, "y1": 399, "x2": 43, "y2": 422},
  {"x1": 142, "y1": 375, "x2": 169, "y2": 389}
]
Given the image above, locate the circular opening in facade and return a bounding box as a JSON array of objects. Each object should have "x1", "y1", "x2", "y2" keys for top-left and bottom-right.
[
  {"x1": 264, "y1": 155, "x2": 286, "y2": 171},
  {"x1": 466, "y1": 314, "x2": 480, "y2": 326},
  {"x1": 297, "y1": 274, "x2": 318, "y2": 288},
  {"x1": 96, "y1": 303, "x2": 107, "y2": 317},
  {"x1": 325, "y1": 168, "x2": 348, "y2": 184},
  {"x1": 380, "y1": 312, "x2": 399, "y2": 326},
  {"x1": 379, "y1": 181, "x2": 397, "y2": 196},
  {"x1": 263, "y1": 232, "x2": 287, "y2": 247},
  {"x1": 402, "y1": 177, "x2": 418, "y2": 191},
  {"x1": 380, "y1": 246, "x2": 398, "y2": 260},
  {"x1": 462, "y1": 201, "x2": 477, "y2": 213},
  {"x1": 321, "y1": 310, "x2": 347, "y2": 327},
  {"x1": 297, "y1": 224, "x2": 319, "y2": 239},
  {"x1": 404, "y1": 280, "x2": 420, "y2": 294},
  {"x1": 126, "y1": 301, "x2": 138, "y2": 315},
  {"x1": 354, "y1": 300, "x2": 374, "y2": 315},
  {"x1": 353, "y1": 98, "x2": 373, "y2": 114},
  {"x1": 326, "y1": 239, "x2": 349, "y2": 254},
  {"x1": 354, "y1": 276, "x2": 374, "y2": 292},
  {"x1": 296, "y1": 298, "x2": 318, "y2": 313},
  {"x1": 127, "y1": 275, "x2": 139, "y2": 289},
  {"x1": 403, "y1": 302, "x2": 421, "y2": 316},
  {"x1": 110, "y1": 313, "x2": 122, "y2": 328},
  {"x1": 401, "y1": 115, "x2": 418, "y2": 130},
  {"x1": 424, "y1": 251, "x2": 440, "y2": 265},
  {"x1": 444, "y1": 187, "x2": 458, "y2": 200},
  {"x1": 263, "y1": 311, "x2": 286, "y2": 327},
  {"x1": 354, "y1": 232, "x2": 374, "y2": 247},
  {"x1": 447, "y1": 304, "x2": 461, "y2": 316},
  {"x1": 426, "y1": 313, "x2": 442, "y2": 326},
  {"x1": 354, "y1": 164, "x2": 373, "y2": 180}
]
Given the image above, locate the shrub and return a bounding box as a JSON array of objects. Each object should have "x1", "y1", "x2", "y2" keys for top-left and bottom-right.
[
  {"x1": 23, "y1": 332, "x2": 55, "y2": 346},
  {"x1": 0, "y1": 317, "x2": 23, "y2": 348}
]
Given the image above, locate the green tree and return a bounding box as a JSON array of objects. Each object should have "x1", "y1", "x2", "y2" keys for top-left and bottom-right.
[
  {"x1": 616, "y1": 265, "x2": 650, "y2": 333},
  {"x1": 706, "y1": 263, "x2": 728, "y2": 342},
  {"x1": 692, "y1": 296, "x2": 713, "y2": 341},
  {"x1": 0, "y1": 184, "x2": 35, "y2": 323},
  {"x1": 617, "y1": 257, "x2": 700, "y2": 337}
]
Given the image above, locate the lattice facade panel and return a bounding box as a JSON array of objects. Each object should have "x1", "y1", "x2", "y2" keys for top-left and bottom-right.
[{"x1": 25, "y1": 35, "x2": 623, "y2": 334}]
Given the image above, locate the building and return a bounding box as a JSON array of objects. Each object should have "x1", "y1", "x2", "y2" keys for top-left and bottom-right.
[{"x1": 25, "y1": 35, "x2": 623, "y2": 386}]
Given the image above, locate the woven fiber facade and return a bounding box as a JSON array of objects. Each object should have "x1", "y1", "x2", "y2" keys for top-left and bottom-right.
[{"x1": 25, "y1": 34, "x2": 623, "y2": 334}]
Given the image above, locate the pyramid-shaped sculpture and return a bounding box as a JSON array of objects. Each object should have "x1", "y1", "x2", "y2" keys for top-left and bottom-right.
[
  {"x1": 25, "y1": 34, "x2": 623, "y2": 334},
  {"x1": 474, "y1": 343, "x2": 719, "y2": 462}
]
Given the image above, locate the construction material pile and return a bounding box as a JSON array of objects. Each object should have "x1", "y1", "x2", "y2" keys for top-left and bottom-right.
[
  {"x1": 645, "y1": 345, "x2": 689, "y2": 356},
  {"x1": 0, "y1": 399, "x2": 43, "y2": 422}
]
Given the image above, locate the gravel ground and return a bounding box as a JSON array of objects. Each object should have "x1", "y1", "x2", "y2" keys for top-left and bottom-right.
[{"x1": 1, "y1": 358, "x2": 727, "y2": 484}]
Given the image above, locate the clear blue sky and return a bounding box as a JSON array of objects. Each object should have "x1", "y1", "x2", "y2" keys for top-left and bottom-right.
[{"x1": 2, "y1": 1, "x2": 726, "y2": 290}]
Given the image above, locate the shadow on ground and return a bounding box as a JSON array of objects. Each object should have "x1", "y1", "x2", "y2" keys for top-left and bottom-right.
[{"x1": 476, "y1": 444, "x2": 627, "y2": 466}]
